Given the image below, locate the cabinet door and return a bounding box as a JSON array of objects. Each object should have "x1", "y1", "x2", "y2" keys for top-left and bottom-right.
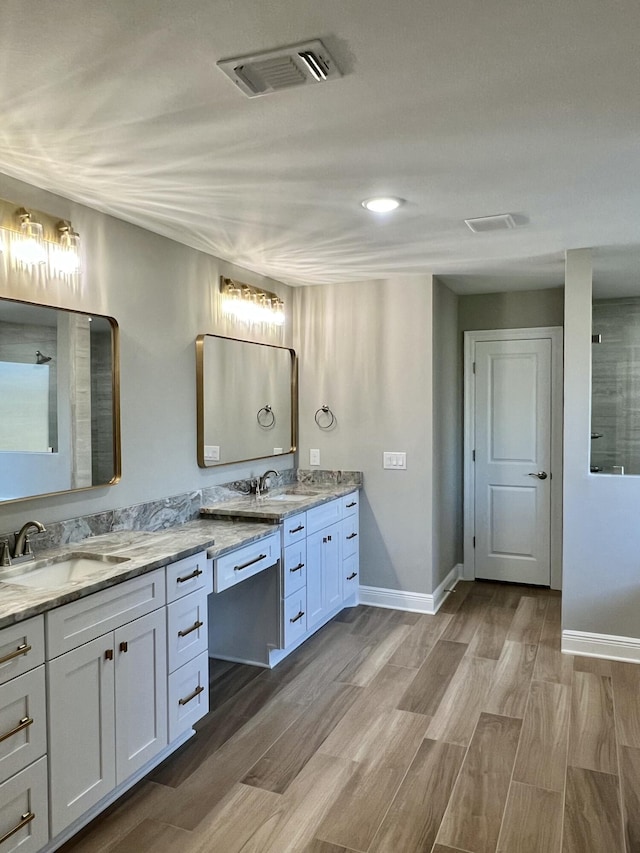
[
  {"x1": 167, "y1": 588, "x2": 208, "y2": 674},
  {"x1": 114, "y1": 609, "x2": 167, "y2": 785},
  {"x1": 323, "y1": 522, "x2": 342, "y2": 612},
  {"x1": 0, "y1": 666, "x2": 47, "y2": 784},
  {"x1": 48, "y1": 635, "x2": 116, "y2": 837},
  {"x1": 0, "y1": 756, "x2": 48, "y2": 853},
  {"x1": 305, "y1": 530, "x2": 324, "y2": 629}
]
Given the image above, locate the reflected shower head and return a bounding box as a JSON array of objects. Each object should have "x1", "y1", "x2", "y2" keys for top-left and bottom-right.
[{"x1": 36, "y1": 350, "x2": 52, "y2": 364}]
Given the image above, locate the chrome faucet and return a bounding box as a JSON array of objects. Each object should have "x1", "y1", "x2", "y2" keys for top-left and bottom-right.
[
  {"x1": 256, "y1": 469, "x2": 279, "y2": 497},
  {"x1": 12, "y1": 520, "x2": 46, "y2": 563}
]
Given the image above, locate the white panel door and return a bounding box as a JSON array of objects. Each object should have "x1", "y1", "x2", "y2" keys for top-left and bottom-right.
[{"x1": 474, "y1": 338, "x2": 552, "y2": 585}]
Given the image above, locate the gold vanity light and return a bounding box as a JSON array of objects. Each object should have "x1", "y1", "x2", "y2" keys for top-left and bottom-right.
[
  {"x1": 51, "y1": 220, "x2": 82, "y2": 275},
  {"x1": 220, "y1": 276, "x2": 285, "y2": 326},
  {"x1": 12, "y1": 208, "x2": 47, "y2": 267},
  {"x1": 0, "y1": 198, "x2": 82, "y2": 278}
]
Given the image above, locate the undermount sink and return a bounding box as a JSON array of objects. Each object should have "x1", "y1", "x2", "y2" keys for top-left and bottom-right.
[
  {"x1": 264, "y1": 492, "x2": 317, "y2": 502},
  {"x1": 3, "y1": 552, "x2": 131, "y2": 590}
]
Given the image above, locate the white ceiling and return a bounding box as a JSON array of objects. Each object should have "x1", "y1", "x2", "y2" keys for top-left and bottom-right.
[{"x1": 1, "y1": 0, "x2": 640, "y2": 292}]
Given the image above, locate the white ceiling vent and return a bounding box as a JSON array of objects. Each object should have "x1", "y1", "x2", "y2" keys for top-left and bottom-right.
[
  {"x1": 465, "y1": 213, "x2": 517, "y2": 234},
  {"x1": 218, "y1": 39, "x2": 342, "y2": 98}
]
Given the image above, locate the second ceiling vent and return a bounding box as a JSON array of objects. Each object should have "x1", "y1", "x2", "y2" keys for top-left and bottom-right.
[{"x1": 217, "y1": 39, "x2": 342, "y2": 98}]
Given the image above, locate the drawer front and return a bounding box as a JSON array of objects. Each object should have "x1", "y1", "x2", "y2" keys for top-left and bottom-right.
[
  {"x1": 283, "y1": 541, "x2": 306, "y2": 598},
  {"x1": 47, "y1": 568, "x2": 166, "y2": 658},
  {"x1": 0, "y1": 756, "x2": 49, "y2": 853},
  {"x1": 306, "y1": 498, "x2": 342, "y2": 536},
  {"x1": 166, "y1": 551, "x2": 210, "y2": 603},
  {"x1": 215, "y1": 532, "x2": 279, "y2": 593},
  {"x1": 342, "y1": 514, "x2": 359, "y2": 560},
  {"x1": 343, "y1": 553, "x2": 359, "y2": 601},
  {"x1": 342, "y1": 491, "x2": 359, "y2": 518},
  {"x1": 282, "y1": 512, "x2": 307, "y2": 548},
  {"x1": 0, "y1": 617, "x2": 45, "y2": 687},
  {"x1": 168, "y1": 650, "x2": 209, "y2": 743},
  {"x1": 0, "y1": 666, "x2": 46, "y2": 785},
  {"x1": 283, "y1": 590, "x2": 307, "y2": 648},
  {"x1": 167, "y1": 589, "x2": 208, "y2": 674}
]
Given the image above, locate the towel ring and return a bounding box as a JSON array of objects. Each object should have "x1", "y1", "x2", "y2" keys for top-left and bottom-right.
[
  {"x1": 314, "y1": 405, "x2": 336, "y2": 429},
  {"x1": 257, "y1": 404, "x2": 275, "y2": 428}
]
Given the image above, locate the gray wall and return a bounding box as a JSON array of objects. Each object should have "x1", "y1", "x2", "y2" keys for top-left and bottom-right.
[
  {"x1": 0, "y1": 172, "x2": 294, "y2": 534},
  {"x1": 459, "y1": 287, "x2": 564, "y2": 332},
  {"x1": 432, "y1": 278, "x2": 463, "y2": 588},
  {"x1": 294, "y1": 275, "x2": 437, "y2": 595}
]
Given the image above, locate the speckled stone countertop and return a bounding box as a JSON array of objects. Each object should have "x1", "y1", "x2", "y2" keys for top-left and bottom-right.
[
  {"x1": 0, "y1": 517, "x2": 276, "y2": 630},
  {"x1": 200, "y1": 483, "x2": 361, "y2": 522}
]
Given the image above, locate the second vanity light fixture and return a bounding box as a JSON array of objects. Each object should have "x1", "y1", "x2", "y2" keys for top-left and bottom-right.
[
  {"x1": 1, "y1": 205, "x2": 82, "y2": 276},
  {"x1": 220, "y1": 276, "x2": 285, "y2": 326}
]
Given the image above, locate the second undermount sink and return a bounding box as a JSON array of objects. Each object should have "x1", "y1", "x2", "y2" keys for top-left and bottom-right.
[
  {"x1": 263, "y1": 491, "x2": 320, "y2": 502},
  {"x1": 3, "y1": 553, "x2": 131, "y2": 590}
]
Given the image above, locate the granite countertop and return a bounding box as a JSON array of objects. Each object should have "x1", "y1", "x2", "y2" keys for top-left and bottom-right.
[
  {"x1": 200, "y1": 483, "x2": 361, "y2": 522},
  {"x1": 0, "y1": 517, "x2": 276, "y2": 630}
]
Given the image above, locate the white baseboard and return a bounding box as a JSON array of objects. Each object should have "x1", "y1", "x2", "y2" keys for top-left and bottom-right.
[
  {"x1": 562, "y1": 629, "x2": 640, "y2": 664},
  {"x1": 359, "y1": 564, "x2": 462, "y2": 615}
]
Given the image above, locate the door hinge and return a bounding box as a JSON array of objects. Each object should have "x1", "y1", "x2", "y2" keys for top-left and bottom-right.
[
  {"x1": 472, "y1": 449, "x2": 476, "y2": 462},
  {"x1": 473, "y1": 536, "x2": 476, "y2": 548}
]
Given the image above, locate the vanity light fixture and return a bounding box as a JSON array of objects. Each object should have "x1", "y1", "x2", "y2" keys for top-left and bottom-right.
[
  {"x1": 51, "y1": 220, "x2": 82, "y2": 275},
  {"x1": 361, "y1": 197, "x2": 405, "y2": 214},
  {"x1": 13, "y1": 208, "x2": 46, "y2": 267},
  {"x1": 220, "y1": 277, "x2": 285, "y2": 326}
]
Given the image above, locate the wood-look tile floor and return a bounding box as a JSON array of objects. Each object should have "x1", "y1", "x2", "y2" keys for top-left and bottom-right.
[{"x1": 59, "y1": 582, "x2": 638, "y2": 853}]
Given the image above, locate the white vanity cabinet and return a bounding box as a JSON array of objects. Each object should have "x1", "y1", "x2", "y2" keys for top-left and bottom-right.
[
  {"x1": 341, "y1": 492, "x2": 360, "y2": 600},
  {"x1": 0, "y1": 616, "x2": 49, "y2": 853}
]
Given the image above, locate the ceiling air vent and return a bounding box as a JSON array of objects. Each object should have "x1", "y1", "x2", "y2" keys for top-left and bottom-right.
[
  {"x1": 465, "y1": 213, "x2": 517, "y2": 234},
  {"x1": 218, "y1": 39, "x2": 342, "y2": 98}
]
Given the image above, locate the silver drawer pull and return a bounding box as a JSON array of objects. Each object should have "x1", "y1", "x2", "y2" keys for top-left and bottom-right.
[
  {"x1": 234, "y1": 553, "x2": 266, "y2": 571},
  {"x1": 176, "y1": 568, "x2": 203, "y2": 583},
  {"x1": 290, "y1": 562, "x2": 305, "y2": 573},
  {"x1": 346, "y1": 501, "x2": 357, "y2": 508},
  {"x1": 0, "y1": 716, "x2": 33, "y2": 746},
  {"x1": 346, "y1": 572, "x2": 358, "y2": 581},
  {"x1": 178, "y1": 620, "x2": 204, "y2": 638},
  {"x1": 346, "y1": 532, "x2": 358, "y2": 540},
  {"x1": 178, "y1": 684, "x2": 204, "y2": 706},
  {"x1": 290, "y1": 610, "x2": 305, "y2": 624},
  {"x1": 289, "y1": 524, "x2": 305, "y2": 534},
  {"x1": 0, "y1": 811, "x2": 35, "y2": 845},
  {"x1": 0, "y1": 643, "x2": 31, "y2": 666}
]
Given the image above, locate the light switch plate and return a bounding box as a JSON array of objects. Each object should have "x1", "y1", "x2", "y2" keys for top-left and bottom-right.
[
  {"x1": 310, "y1": 448, "x2": 320, "y2": 466},
  {"x1": 204, "y1": 445, "x2": 220, "y2": 461},
  {"x1": 383, "y1": 451, "x2": 407, "y2": 469},
  {"x1": 273, "y1": 447, "x2": 283, "y2": 454}
]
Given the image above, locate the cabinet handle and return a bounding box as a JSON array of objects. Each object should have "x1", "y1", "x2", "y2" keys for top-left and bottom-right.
[
  {"x1": 290, "y1": 610, "x2": 305, "y2": 624},
  {"x1": 289, "y1": 524, "x2": 305, "y2": 534},
  {"x1": 323, "y1": 535, "x2": 333, "y2": 543},
  {"x1": 0, "y1": 643, "x2": 31, "y2": 666},
  {"x1": 234, "y1": 553, "x2": 266, "y2": 571},
  {"x1": 178, "y1": 684, "x2": 204, "y2": 706},
  {"x1": 178, "y1": 620, "x2": 203, "y2": 638},
  {"x1": 0, "y1": 716, "x2": 33, "y2": 745},
  {"x1": 346, "y1": 572, "x2": 358, "y2": 581},
  {"x1": 176, "y1": 568, "x2": 203, "y2": 584},
  {"x1": 119, "y1": 641, "x2": 128, "y2": 653},
  {"x1": 346, "y1": 532, "x2": 358, "y2": 540},
  {"x1": 0, "y1": 812, "x2": 36, "y2": 845},
  {"x1": 289, "y1": 562, "x2": 305, "y2": 573},
  {"x1": 105, "y1": 649, "x2": 114, "y2": 661},
  {"x1": 346, "y1": 501, "x2": 357, "y2": 508}
]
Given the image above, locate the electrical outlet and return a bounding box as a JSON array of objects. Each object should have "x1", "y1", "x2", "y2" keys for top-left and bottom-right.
[
  {"x1": 204, "y1": 445, "x2": 220, "y2": 461},
  {"x1": 383, "y1": 451, "x2": 407, "y2": 469},
  {"x1": 310, "y1": 448, "x2": 320, "y2": 466},
  {"x1": 273, "y1": 447, "x2": 283, "y2": 454}
]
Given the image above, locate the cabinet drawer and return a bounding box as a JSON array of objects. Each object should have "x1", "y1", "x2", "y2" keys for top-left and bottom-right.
[
  {"x1": 342, "y1": 514, "x2": 359, "y2": 560},
  {"x1": 0, "y1": 756, "x2": 48, "y2": 853},
  {"x1": 343, "y1": 553, "x2": 359, "y2": 601},
  {"x1": 166, "y1": 551, "x2": 210, "y2": 603},
  {"x1": 168, "y1": 650, "x2": 209, "y2": 743},
  {"x1": 342, "y1": 492, "x2": 359, "y2": 517},
  {"x1": 283, "y1": 590, "x2": 307, "y2": 648},
  {"x1": 167, "y1": 589, "x2": 208, "y2": 674},
  {"x1": 0, "y1": 666, "x2": 46, "y2": 785},
  {"x1": 0, "y1": 617, "x2": 44, "y2": 687},
  {"x1": 282, "y1": 512, "x2": 307, "y2": 548},
  {"x1": 214, "y1": 533, "x2": 279, "y2": 593},
  {"x1": 306, "y1": 498, "x2": 342, "y2": 535},
  {"x1": 283, "y1": 541, "x2": 306, "y2": 598},
  {"x1": 47, "y1": 568, "x2": 166, "y2": 658}
]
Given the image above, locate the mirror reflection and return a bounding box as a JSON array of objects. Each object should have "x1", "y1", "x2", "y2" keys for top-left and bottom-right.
[
  {"x1": 591, "y1": 246, "x2": 640, "y2": 475},
  {"x1": 196, "y1": 334, "x2": 297, "y2": 467},
  {"x1": 0, "y1": 298, "x2": 120, "y2": 502}
]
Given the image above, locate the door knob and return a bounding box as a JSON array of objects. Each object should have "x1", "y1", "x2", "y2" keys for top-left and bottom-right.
[{"x1": 528, "y1": 471, "x2": 548, "y2": 480}]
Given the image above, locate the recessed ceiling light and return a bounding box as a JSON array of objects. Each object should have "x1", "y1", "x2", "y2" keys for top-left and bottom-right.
[{"x1": 361, "y1": 197, "x2": 405, "y2": 213}]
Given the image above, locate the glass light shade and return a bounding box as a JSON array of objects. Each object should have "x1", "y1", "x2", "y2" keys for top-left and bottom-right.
[
  {"x1": 13, "y1": 217, "x2": 46, "y2": 266},
  {"x1": 51, "y1": 228, "x2": 81, "y2": 275},
  {"x1": 361, "y1": 196, "x2": 405, "y2": 213}
]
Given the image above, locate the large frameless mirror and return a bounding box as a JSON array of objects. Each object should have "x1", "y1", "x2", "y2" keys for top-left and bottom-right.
[
  {"x1": 591, "y1": 245, "x2": 640, "y2": 475},
  {"x1": 0, "y1": 298, "x2": 121, "y2": 502},
  {"x1": 196, "y1": 334, "x2": 297, "y2": 467}
]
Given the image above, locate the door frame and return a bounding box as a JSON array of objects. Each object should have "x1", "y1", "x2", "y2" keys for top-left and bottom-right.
[{"x1": 463, "y1": 326, "x2": 564, "y2": 589}]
